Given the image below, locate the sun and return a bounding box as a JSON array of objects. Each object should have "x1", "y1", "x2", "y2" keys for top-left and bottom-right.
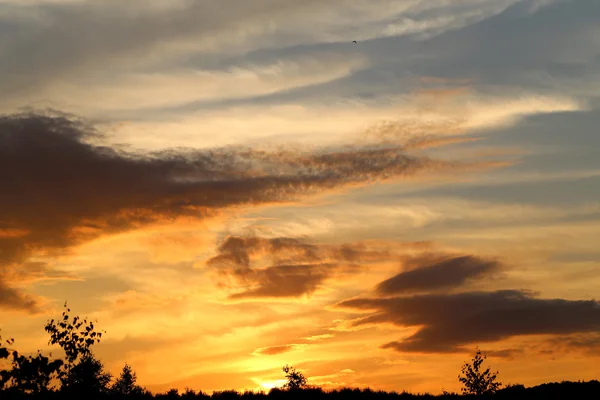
[{"x1": 254, "y1": 379, "x2": 286, "y2": 391}]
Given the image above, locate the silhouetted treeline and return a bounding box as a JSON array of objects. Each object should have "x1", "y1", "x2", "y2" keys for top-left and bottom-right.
[{"x1": 2, "y1": 381, "x2": 600, "y2": 400}]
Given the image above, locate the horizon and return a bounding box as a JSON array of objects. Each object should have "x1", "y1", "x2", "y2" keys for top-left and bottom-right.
[{"x1": 1, "y1": 0, "x2": 599, "y2": 395}]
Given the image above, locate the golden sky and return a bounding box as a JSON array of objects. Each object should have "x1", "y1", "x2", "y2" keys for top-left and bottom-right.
[{"x1": 1, "y1": 0, "x2": 599, "y2": 394}]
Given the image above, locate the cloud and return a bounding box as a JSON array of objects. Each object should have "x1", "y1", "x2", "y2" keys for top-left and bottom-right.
[
  {"x1": 376, "y1": 254, "x2": 502, "y2": 295},
  {"x1": 0, "y1": 278, "x2": 40, "y2": 313},
  {"x1": 0, "y1": 111, "x2": 454, "y2": 266},
  {"x1": 484, "y1": 348, "x2": 524, "y2": 359},
  {"x1": 3, "y1": 261, "x2": 76, "y2": 283},
  {"x1": 0, "y1": 0, "x2": 519, "y2": 101},
  {"x1": 0, "y1": 261, "x2": 72, "y2": 314},
  {"x1": 304, "y1": 334, "x2": 335, "y2": 341},
  {"x1": 207, "y1": 236, "x2": 393, "y2": 269},
  {"x1": 10, "y1": 53, "x2": 368, "y2": 114},
  {"x1": 540, "y1": 333, "x2": 600, "y2": 357},
  {"x1": 207, "y1": 236, "x2": 405, "y2": 299},
  {"x1": 228, "y1": 263, "x2": 336, "y2": 299},
  {"x1": 252, "y1": 344, "x2": 299, "y2": 356},
  {"x1": 337, "y1": 290, "x2": 600, "y2": 353}
]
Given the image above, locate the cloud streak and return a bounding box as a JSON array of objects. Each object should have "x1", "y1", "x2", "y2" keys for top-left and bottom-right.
[
  {"x1": 376, "y1": 254, "x2": 502, "y2": 295},
  {"x1": 337, "y1": 290, "x2": 600, "y2": 353},
  {"x1": 252, "y1": 344, "x2": 299, "y2": 356}
]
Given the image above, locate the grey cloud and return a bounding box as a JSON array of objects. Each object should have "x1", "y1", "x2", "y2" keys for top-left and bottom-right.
[
  {"x1": 337, "y1": 290, "x2": 600, "y2": 353},
  {"x1": 5, "y1": 0, "x2": 571, "y2": 110},
  {"x1": 183, "y1": 0, "x2": 600, "y2": 111},
  {"x1": 376, "y1": 254, "x2": 501, "y2": 295},
  {"x1": 1, "y1": 0, "x2": 271, "y2": 93},
  {"x1": 0, "y1": 0, "x2": 404, "y2": 99},
  {"x1": 2, "y1": 0, "x2": 598, "y2": 120}
]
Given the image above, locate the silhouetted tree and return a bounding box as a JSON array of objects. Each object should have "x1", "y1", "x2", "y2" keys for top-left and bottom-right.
[
  {"x1": 61, "y1": 354, "x2": 112, "y2": 396},
  {"x1": 458, "y1": 347, "x2": 501, "y2": 396},
  {"x1": 44, "y1": 302, "x2": 104, "y2": 366},
  {"x1": 0, "y1": 333, "x2": 63, "y2": 394},
  {"x1": 44, "y1": 302, "x2": 109, "y2": 395},
  {"x1": 182, "y1": 387, "x2": 201, "y2": 399},
  {"x1": 0, "y1": 334, "x2": 12, "y2": 391},
  {"x1": 113, "y1": 362, "x2": 144, "y2": 396},
  {"x1": 2, "y1": 349, "x2": 63, "y2": 394},
  {"x1": 282, "y1": 365, "x2": 307, "y2": 390}
]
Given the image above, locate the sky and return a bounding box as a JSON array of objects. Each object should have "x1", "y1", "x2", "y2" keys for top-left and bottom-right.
[{"x1": 1, "y1": 0, "x2": 599, "y2": 394}]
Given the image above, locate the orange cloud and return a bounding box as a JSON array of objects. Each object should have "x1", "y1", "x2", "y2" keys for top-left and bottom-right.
[{"x1": 0, "y1": 228, "x2": 29, "y2": 238}]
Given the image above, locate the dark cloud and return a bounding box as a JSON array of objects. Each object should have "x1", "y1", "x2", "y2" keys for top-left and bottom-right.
[
  {"x1": 0, "y1": 112, "x2": 443, "y2": 265},
  {"x1": 337, "y1": 290, "x2": 600, "y2": 353},
  {"x1": 228, "y1": 263, "x2": 335, "y2": 299},
  {"x1": 376, "y1": 254, "x2": 501, "y2": 295},
  {"x1": 207, "y1": 236, "x2": 430, "y2": 299},
  {"x1": 0, "y1": 111, "x2": 469, "y2": 310}
]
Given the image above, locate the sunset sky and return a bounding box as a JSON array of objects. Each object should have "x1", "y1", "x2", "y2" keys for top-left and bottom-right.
[{"x1": 1, "y1": 0, "x2": 600, "y2": 394}]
